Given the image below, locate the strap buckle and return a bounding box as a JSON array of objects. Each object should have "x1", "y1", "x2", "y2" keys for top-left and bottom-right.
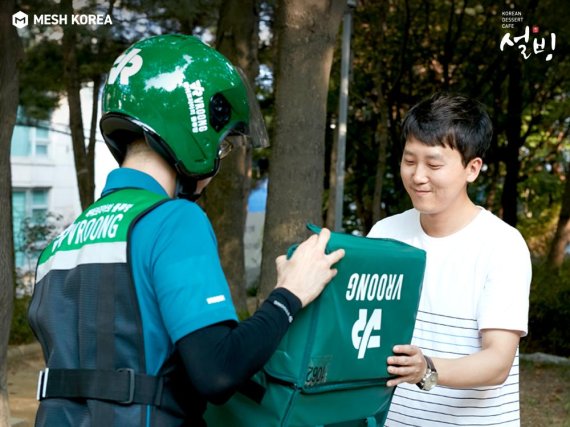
[
  {"x1": 36, "y1": 368, "x2": 49, "y2": 401},
  {"x1": 117, "y1": 368, "x2": 135, "y2": 404}
]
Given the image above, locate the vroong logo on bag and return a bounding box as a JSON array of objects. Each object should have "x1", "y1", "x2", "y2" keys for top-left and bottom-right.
[
  {"x1": 352, "y1": 309, "x2": 382, "y2": 359},
  {"x1": 345, "y1": 273, "x2": 405, "y2": 359}
]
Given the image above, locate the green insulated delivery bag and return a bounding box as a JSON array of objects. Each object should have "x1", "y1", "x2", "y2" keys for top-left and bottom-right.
[{"x1": 205, "y1": 224, "x2": 426, "y2": 427}]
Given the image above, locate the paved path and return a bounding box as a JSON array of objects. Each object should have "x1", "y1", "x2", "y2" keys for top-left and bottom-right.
[{"x1": 7, "y1": 343, "x2": 43, "y2": 427}]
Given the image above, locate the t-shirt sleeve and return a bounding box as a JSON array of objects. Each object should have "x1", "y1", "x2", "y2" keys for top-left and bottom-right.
[
  {"x1": 150, "y1": 200, "x2": 238, "y2": 343},
  {"x1": 368, "y1": 216, "x2": 398, "y2": 238},
  {"x1": 477, "y1": 228, "x2": 532, "y2": 336},
  {"x1": 367, "y1": 210, "x2": 417, "y2": 242},
  {"x1": 367, "y1": 221, "x2": 385, "y2": 238}
]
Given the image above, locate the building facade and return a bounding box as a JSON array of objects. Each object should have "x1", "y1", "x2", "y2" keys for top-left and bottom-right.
[
  {"x1": 11, "y1": 107, "x2": 81, "y2": 271},
  {"x1": 11, "y1": 83, "x2": 120, "y2": 275}
]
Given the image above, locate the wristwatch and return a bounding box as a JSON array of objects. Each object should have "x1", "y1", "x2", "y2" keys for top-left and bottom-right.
[{"x1": 417, "y1": 355, "x2": 438, "y2": 391}]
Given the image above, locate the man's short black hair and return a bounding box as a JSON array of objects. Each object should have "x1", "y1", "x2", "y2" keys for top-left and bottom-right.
[{"x1": 401, "y1": 92, "x2": 493, "y2": 165}]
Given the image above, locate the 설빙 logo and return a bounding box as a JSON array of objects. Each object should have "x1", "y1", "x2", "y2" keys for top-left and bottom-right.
[
  {"x1": 12, "y1": 11, "x2": 28, "y2": 28},
  {"x1": 352, "y1": 308, "x2": 382, "y2": 359}
]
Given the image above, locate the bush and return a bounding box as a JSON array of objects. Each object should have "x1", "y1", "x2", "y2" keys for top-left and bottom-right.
[
  {"x1": 520, "y1": 259, "x2": 570, "y2": 357},
  {"x1": 9, "y1": 269, "x2": 37, "y2": 345},
  {"x1": 9, "y1": 295, "x2": 36, "y2": 345}
]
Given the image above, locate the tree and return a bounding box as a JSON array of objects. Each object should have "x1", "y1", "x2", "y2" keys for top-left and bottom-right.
[
  {"x1": 501, "y1": 53, "x2": 524, "y2": 227},
  {"x1": 548, "y1": 162, "x2": 570, "y2": 267},
  {"x1": 331, "y1": 0, "x2": 570, "y2": 238},
  {"x1": 204, "y1": 0, "x2": 261, "y2": 316},
  {"x1": 0, "y1": 0, "x2": 23, "y2": 423},
  {"x1": 258, "y1": 0, "x2": 346, "y2": 300},
  {"x1": 61, "y1": 0, "x2": 95, "y2": 210},
  {"x1": 60, "y1": 0, "x2": 122, "y2": 210},
  {"x1": 15, "y1": 212, "x2": 63, "y2": 274},
  {"x1": 17, "y1": 0, "x2": 145, "y2": 211}
]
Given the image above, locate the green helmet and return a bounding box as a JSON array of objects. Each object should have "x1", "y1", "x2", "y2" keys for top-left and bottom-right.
[{"x1": 100, "y1": 34, "x2": 263, "y2": 196}]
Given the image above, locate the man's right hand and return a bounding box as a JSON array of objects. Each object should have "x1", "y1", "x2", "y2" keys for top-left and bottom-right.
[{"x1": 275, "y1": 228, "x2": 345, "y2": 307}]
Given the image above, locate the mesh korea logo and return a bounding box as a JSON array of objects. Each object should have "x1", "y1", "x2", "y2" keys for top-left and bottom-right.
[
  {"x1": 351, "y1": 308, "x2": 382, "y2": 359},
  {"x1": 12, "y1": 11, "x2": 112, "y2": 27},
  {"x1": 12, "y1": 11, "x2": 28, "y2": 28}
]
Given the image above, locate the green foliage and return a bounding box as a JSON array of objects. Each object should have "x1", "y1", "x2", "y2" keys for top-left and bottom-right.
[
  {"x1": 246, "y1": 284, "x2": 258, "y2": 297},
  {"x1": 15, "y1": 212, "x2": 63, "y2": 273},
  {"x1": 19, "y1": 40, "x2": 65, "y2": 120},
  {"x1": 9, "y1": 294, "x2": 35, "y2": 345},
  {"x1": 521, "y1": 260, "x2": 570, "y2": 357},
  {"x1": 328, "y1": 0, "x2": 570, "y2": 235}
]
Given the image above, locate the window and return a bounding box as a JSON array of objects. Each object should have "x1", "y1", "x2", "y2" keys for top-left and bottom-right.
[
  {"x1": 12, "y1": 191, "x2": 26, "y2": 268},
  {"x1": 12, "y1": 188, "x2": 50, "y2": 270},
  {"x1": 11, "y1": 125, "x2": 51, "y2": 157},
  {"x1": 11, "y1": 126, "x2": 31, "y2": 156},
  {"x1": 34, "y1": 127, "x2": 50, "y2": 157},
  {"x1": 31, "y1": 189, "x2": 49, "y2": 220}
]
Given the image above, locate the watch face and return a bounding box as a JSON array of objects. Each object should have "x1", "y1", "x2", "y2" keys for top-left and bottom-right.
[{"x1": 423, "y1": 371, "x2": 438, "y2": 390}]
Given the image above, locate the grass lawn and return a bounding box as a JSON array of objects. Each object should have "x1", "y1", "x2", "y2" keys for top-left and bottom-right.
[{"x1": 520, "y1": 359, "x2": 570, "y2": 426}]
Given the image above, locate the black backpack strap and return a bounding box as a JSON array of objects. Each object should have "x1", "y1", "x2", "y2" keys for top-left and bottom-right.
[{"x1": 37, "y1": 368, "x2": 164, "y2": 406}]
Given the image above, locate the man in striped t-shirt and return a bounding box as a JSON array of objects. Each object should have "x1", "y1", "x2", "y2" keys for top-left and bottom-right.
[{"x1": 368, "y1": 93, "x2": 531, "y2": 426}]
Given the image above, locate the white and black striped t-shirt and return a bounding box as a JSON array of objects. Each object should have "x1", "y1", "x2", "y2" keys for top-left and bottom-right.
[{"x1": 368, "y1": 208, "x2": 531, "y2": 427}]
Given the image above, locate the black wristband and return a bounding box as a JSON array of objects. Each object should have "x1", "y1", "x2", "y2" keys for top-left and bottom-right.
[{"x1": 266, "y1": 288, "x2": 302, "y2": 323}]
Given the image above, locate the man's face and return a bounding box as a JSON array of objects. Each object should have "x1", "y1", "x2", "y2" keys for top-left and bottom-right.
[{"x1": 400, "y1": 137, "x2": 481, "y2": 217}]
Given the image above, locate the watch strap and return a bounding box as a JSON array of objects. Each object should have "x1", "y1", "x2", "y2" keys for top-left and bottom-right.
[
  {"x1": 416, "y1": 355, "x2": 437, "y2": 390},
  {"x1": 425, "y1": 355, "x2": 435, "y2": 372}
]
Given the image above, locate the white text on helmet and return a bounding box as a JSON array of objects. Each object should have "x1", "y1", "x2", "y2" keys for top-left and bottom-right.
[{"x1": 184, "y1": 80, "x2": 208, "y2": 133}]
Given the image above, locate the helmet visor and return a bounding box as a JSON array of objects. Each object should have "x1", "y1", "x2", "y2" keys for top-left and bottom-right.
[{"x1": 236, "y1": 67, "x2": 270, "y2": 150}]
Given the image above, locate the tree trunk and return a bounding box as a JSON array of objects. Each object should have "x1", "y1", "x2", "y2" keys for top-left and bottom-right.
[
  {"x1": 62, "y1": 0, "x2": 94, "y2": 210},
  {"x1": 372, "y1": 88, "x2": 389, "y2": 224},
  {"x1": 501, "y1": 54, "x2": 523, "y2": 227},
  {"x1": 0, "y1": 1, "x2": 22, "y2": 423},
  {"x1": 258, "y1": 0, "x2": 345, "y2": 302},
  {"x1": 372, "y1": 121, "x2": 388, "y2": 224},
  {"x1": 365, "y1": 3, "x2": 390, "y2": 224},
  {"x1": 547, "y1": 163, "x2": 570, "y2": 268},
  {"x1": 88, "y1": 75, "x2": 101, "y2": 198},
  {"x1": 204, "y1": 0, "x2": 260, "y2": 317},
  {"x1": 326, "y1": 126, "x2": 338, "y2": 230}
]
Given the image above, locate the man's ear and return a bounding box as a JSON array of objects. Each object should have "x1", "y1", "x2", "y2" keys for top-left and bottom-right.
[{"x1": 466, "y1": 157, "x2": 483, "y2": 183}]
